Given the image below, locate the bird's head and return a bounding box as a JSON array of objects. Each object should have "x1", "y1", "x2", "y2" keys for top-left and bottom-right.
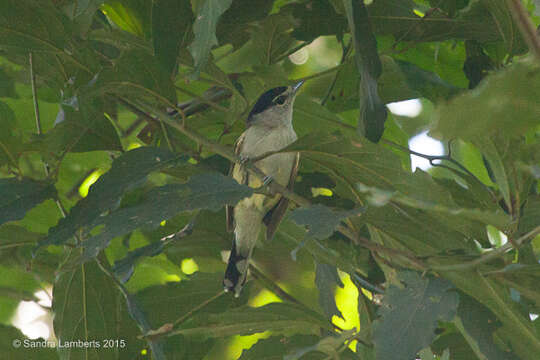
[{"x1": 246, "y1": 80, "x2": 304, "y2": 128}]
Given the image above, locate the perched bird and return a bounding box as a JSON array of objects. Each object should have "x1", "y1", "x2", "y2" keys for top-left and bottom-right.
[{"x1": 223, "y1": 81, "x2": 304, "y2": 297}]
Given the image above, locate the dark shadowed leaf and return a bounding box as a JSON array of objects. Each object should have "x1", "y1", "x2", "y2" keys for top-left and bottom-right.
[
  {"x1": 216, "y1": 0, "x2": 274, "y2": 48},
  {"x1": 78, "y1": 173, "x2": 253, "y2": 262},
  {"x1": 151, "y1": 0, "x2": 193, "y2": 76},
  {"x1": 137, "y1": 272, "x2": 248, "y2": 328},
  {"x1": 315, "y1": 262, "x2": 344, "y2": 320},
  {"x1": 286, "y1": 0, "x2": 347, "y2": 41},
  {"x1": 96, "y1": 49, "x2": 177, "y2": 105},
  {"x1": 172, "y1": 302, "x2": 330, "y2": 338},
  {"x1": 239, "y1": 335, "x2": 324, "y2": 360},
  {"x1": 188, "y1": 0, "x2": 233, "y2": 78},
  {"x1": 31, "y1": 99, "x2": 122, "y2": 154},
  {"x1": 455, "y1": 293, "x2": 515, "y2": 360},
  {"x1": 0, "y1": 178, "x2": 56, "y2": 226},
  {"x1": 0, "y1": 325, "x2": 57, "y2": 360},
  {"x1": 0, "y1": 0, "x2": 67, "y2": 52},
  {"x1": 53, "y1": 258, "x2": 145, "y2": 360},
  {"x1": 372, "y1": 271, "x2": 459, "y2": 360},
  {"x1": 37, "y1": 147, "x2": 184, "y2": 250},
  {"x1": 288, "y1": 204, "x2": 362, "y2": 240},
  {"x1": 343, "y1": 0, "x2": 387, "y2": 142},
  {"x1": 244, "y1": 13, "x2": 297, "y2": 65}
]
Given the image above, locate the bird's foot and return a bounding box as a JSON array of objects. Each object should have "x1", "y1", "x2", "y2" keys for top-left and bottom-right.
[
  {"x1": 263, "y1": 175, "x2": 273, "y2": 186},
  {"x1": 239, "y1": 155, "x2": 249, "y2": 165}
]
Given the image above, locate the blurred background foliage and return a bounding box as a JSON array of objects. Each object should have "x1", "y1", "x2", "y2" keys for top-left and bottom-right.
[{"x1": 1, "y1": 0, "x2": 540, "y2": 359}]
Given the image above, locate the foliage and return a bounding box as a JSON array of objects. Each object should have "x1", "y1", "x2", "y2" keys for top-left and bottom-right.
[{"x1": 1, "y1": 0, "x2": 540, "y2": 359}]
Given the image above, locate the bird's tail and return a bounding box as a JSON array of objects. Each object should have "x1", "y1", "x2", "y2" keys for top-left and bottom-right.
[
  {"x1": 223, "y1": 240, "x2": 248, "y2": 297},
  {"x1": 223, "y1": 208, "x2": 261, "y2": 297}
]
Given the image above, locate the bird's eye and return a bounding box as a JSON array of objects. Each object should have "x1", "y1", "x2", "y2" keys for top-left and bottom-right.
[{"x1": 274, "y1": 95, "x2": 287, "y2": 105}]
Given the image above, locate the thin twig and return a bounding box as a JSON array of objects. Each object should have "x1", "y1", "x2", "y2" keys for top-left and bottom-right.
[
  {"x1": 29, "y1": 52, "x2": 67, "y2": 217},
  {"x1": 507, "y1": 0, "x2": 540, "y2": 61},
  {"x1": 432, "y1": 225, "x2": 540, "y2": 271},
  {"x1": 174, "y1": 85, "x2": 229, "y2": 113}
]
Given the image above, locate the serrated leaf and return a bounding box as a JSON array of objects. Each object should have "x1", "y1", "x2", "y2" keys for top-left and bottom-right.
[
  {"x1": 152, "y1": 0, "x2": 193, "y2": 76},
  {"x1": 37, "y1": 147, "x2": 185, "y2": 250},
  {"x1": 372, "y1": 271, "x2": 459, "y2": 360},
  {"x1": 315, "y1": 262, "x2": 344, "y2": 320},
  {"x1": 245, "y1": 13, "x2": 297, "y2": 65},
  {"x1": 0, "y1": 178, "x2": 56, "y2": 226},
  {"x1": 77, "y1": 173, "x2": 253, "y2": 262},
  {"x1": 188, "y1": 0, "x2": 232, "y2": 78},
  {"x1": 53, "y1": 257, "x2": 146, "y2": 360},
  {"x1": 288, "y1": 204, "x2": 362, "y2": 240},
  {"x1": 455, "y1": 293, "x2": 514, "y2": 360},
  {"x1": 172, "y1": 302, "x2": 330, "y2": 338}
]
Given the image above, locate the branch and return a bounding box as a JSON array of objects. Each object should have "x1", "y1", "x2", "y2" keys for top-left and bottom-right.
[
  {"x1": 431, "y1": 225, "x2": 540, "y2": 271},
  {"x1": 125, "y1": 99, "x2": 428, "y2": 272},
  {"x1": 508, "y1": 0, "x2": 540, "y2": 61}
]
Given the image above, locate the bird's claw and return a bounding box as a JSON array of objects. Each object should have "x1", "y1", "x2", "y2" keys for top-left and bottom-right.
[
  {"x1": 263, "y1": 175, "x2": 273, "y2": 186},
  {"x1": 239, "y1": 155, "x2": 249, "y2": 165}
]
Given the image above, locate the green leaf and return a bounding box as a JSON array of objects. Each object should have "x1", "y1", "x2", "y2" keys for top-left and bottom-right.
[
  {"x1": 284, "y1": 330, "x2": 358, "y2": 360},
  {"x1": 63, "y1": 0, "x2": 106, "y2": 37},
  {"x1": 53, "y1": 257, "x2": 147, "y2": 360},
  {"x1": 78, "y1": 173, "x2": 253, "y2": 263},
  {"x1": 0, "y1": 101, "x2": 21, "y2": 168},
  {"x1": 188, "y1": 0, "x2": 232, "y2": 78},
  {"x1": 487, "y1": 264, "x2": 540, "y2": 312},
  {"x1": 0, "y1": 68, "x2": 16, "y2": 97},
  {"x1": 519, "y1": 195, "x2": 540, "y2": 235},
  {"x1": 101, "y1": 0, "x2": 152, "y2": 38},
  {"x1": 454, "y1": 293, "x2": 515, "y2": 360},
  {"x1": 0, "y1": 178, "x2": 56, "y2": 226},
  {"x1": 152, "y1": 0, "x2": 193, "y2": 76},
  {"x1": 172, "y1": 302, "x2": 331, "y2": 338},
  {"x1": 286, "y1": 0, "x2": 347, "y2": 41},
  {"x1": 372, "y1": 271, "x2": 459, "y2": 360},
  {"x1": 342, "y1": 0, "x2": 387, "y2": 142},
  {"x1": 0, "y1": 325, "x2": 57, "y2": 360},
  {"x1": 315, "y1": 262, "x2": 344, "y2": 320},
  {"x1": 37, "y1": 147, "x2": 185, "y2": 250},
  {"x1": 288, "y1": 204, "x2": 362, "y2": 240},
  {"x1": 357, "y1": 181, "x2": 509, "y2": 228},
  {"x1": 441, "y1": 270, "x2": 540, "y2": 359},
  {"x1": 0, "y1": 0, "x2": 67, "y2": 52},
  {"x1": 137, "y1": 272, "x2": 247, "y2": 328},
  {"x1": 244, "y1": 13, "x2": 297, "y2": 65},
  {"x1": 216, "y1": 0, "x2": 274, "y2": 49},
  {"x1": 239, "y1": 335, "x2": 324, "y2": 360},
  {"x1": 95, "y1": 49, "x2": 177, "y2": 105},
  {"x1": 431, "y1": 60, "x2": 540, "y2": 141},
  {"x1": 31, "y1": 99, "x2": 122, "y2": 154}
]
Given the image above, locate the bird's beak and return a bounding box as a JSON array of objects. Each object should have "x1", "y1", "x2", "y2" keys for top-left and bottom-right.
[{"x1": 292, "y1": 80, "x2": 304, "y2": 95}]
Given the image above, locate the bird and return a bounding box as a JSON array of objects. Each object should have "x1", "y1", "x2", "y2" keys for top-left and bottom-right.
[{"x1": 223, "y1": 81, "x2": 304, "y2": 297}]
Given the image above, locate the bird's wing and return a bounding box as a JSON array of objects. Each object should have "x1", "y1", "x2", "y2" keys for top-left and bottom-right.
[
  {"x1": 226, "y1": 132, "x2": 247, "y2": 233},
  {"x1": 263, "y1": 152, "x2": 300, "y2": 241}
]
